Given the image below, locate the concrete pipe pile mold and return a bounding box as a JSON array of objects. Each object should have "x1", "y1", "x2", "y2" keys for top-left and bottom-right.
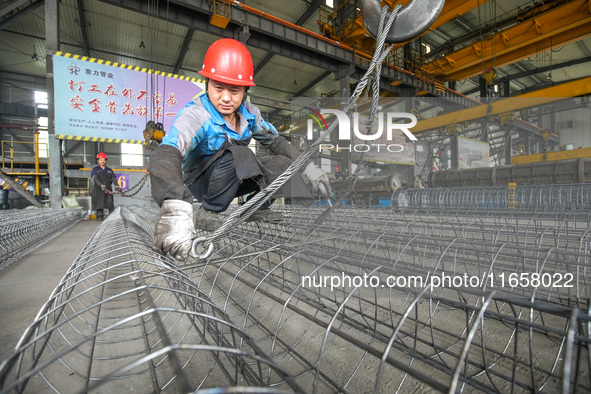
[
  {"x1": 0, "y1": 208, "x2": 85, "y2": 270},
  {"x1": 0, "y1": 204, "x2": 589, "y2": 393}
]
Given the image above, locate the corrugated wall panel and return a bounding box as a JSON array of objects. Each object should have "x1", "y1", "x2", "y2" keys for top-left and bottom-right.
[{"x1": 556, "y1": 107, "x2": 591, "y2": 148}]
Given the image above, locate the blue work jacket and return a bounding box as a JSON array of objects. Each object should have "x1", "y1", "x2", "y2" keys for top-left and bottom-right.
[{"x1": 161, "y1": 94, "x2": 279, "y2": 173}]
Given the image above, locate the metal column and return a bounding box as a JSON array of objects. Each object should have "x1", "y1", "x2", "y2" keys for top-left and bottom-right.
[{"x1": 46, "y1": 0, "x2": 63, "y2": 208}]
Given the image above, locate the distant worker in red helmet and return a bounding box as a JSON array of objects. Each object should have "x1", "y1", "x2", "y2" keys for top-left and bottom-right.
[
  {"x1": 91, "y1": 152, "x2": 120, "y2": 221},
  {"x1": 334, "y1": 166, "x2": 343, "y2": 181},
  {"x1": 149, "y1": 38, "x2": 331, "y2": 261}
]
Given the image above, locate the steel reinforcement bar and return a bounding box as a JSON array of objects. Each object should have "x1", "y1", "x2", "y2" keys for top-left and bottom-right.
[
  {"x1": 1, "y1": 204, "x2": 589, "y2": 393},
  {"x1": 392, "y1": 183, "x2": 591, "y2": 210},
  {"x1": 0, "y1": 206, "x2": 303, "y2": 393},
  {"x1": 0, "y1": 208, "x2": 85, "y2": 270}
]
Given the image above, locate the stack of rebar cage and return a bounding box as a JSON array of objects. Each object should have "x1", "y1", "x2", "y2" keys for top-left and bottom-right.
[
  {"x1": 392, "y1": 183, "x2": 591, "y2": 211},
  {"x1": 0, "y1": 208, "x2": 85, "y2": 270},
  {"x1": 0, "y1": 184, "x2": 589, "y2": 392}
]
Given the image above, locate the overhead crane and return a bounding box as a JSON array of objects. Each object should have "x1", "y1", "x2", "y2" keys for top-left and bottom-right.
[
  {"x1": 411, "y1": 75, "x2": 591, "y2": 136},
  {"x1": 318, "y1": 0, "x2": 490, "y2": 54},
  {"x1": 315, "y1": 0, "x2": 591, "y2": 101},
  {"x1": 423, "y1": 0, "x2": 591, "y2": 82},
  {"x1": 316, "y1": 0, "x2": 489, "y2": 100}
]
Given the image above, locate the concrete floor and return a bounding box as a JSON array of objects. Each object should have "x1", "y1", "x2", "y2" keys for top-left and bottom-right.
[{"x1": 0, "y1": 218, "x2": 101, "y2": 364}]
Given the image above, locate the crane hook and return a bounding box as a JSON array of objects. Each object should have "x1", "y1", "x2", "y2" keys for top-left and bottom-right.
[{"x1": 361, "y1": 0, "x2": 445, "y2": 44}]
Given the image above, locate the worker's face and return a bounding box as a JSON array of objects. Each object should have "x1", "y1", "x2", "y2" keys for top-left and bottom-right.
[
  {"x1": 208, "y1": 80, "x2": 245, "y2": 116},
  {"x1": 98, "y1": 158, "x2": 107, "y2": 166}
]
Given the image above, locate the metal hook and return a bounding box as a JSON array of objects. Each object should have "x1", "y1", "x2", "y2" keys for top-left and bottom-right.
[
  {"x1": 361, "y1": 0, "x2": 445, "y2": 44},
  {"x1": 190, "y1": 236, "x2": 215, "y2": 260}
]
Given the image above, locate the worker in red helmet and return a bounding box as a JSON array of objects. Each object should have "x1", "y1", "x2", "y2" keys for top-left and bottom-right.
[
  {"x1": 334, "y1": 166, "x2": 343, "y2": 181},
  {"x1": 149, "y1": 38, "x2": 331, "y2": 261},
  {"x1": 91, "y1": 152, "x2": 120, "y2": 221}
]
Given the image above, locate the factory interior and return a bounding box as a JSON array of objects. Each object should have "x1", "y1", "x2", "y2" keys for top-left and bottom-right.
[{"x1": 1, "y1": 0, "x2": 591, "y2": 392}]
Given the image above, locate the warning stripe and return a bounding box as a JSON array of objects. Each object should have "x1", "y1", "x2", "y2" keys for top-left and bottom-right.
[
  {"x1": 54, "y1": 51, "x2": 205, "y2": 83},
  {"x1": 57, "y1": 135, "x2": 142, "y2": 144},
  {"x1": 54, "y1": 51, "x2": 206, "y2": 143}
]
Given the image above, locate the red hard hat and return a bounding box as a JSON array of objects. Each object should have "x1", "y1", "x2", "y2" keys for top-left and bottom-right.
[
  {"x1": 97, "y1": 153, "x2": 107, "y2": 160},
  {"x1": 198, "y1": 38, "x2": 255, "y2": 86},
  {"x1": 335, "y1": 167, "x2": 340, "y2": 171}
]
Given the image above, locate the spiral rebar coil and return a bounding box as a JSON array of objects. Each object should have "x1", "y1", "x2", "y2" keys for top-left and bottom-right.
[
  {"x1": 1, "y1": 204, "x2": 589, "y2": 393},
  {"x1": 392, "y1": 183, "x2": 591, "y2": 211},
  {"x1": 0, "y1": 208, "x2": 85, "y2": 270}
]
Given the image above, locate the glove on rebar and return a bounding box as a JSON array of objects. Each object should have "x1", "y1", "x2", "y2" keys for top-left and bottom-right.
[
  {"x1": 153, "y1": 199, "x2": 196, "y2": 261},
  {"x1": 302, "y1": 162, "x2": 333, "y2": 198}
]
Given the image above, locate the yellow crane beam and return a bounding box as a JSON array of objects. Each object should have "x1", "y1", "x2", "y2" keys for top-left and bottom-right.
[
  {"x1": 511, "y1": 148, "x2": 591, "y2": 164},
  {"x1": 423, "y1": 0, "x2": 591, "y2": 81},
  {"x1": 445, "y1": 22, "x2": 591, "y2": 81},
  {"x1": 422, "y1": 0, "x2": 491, "y2": 37},
  {"x1": 386, "y1": 0, "x2": 491, "y2": 47},
  {"x1": 411, "y1": 76, "x2": 591, "y2": 134},
  {"x1": 321, "y1": 0, "x2": 488, "y2": 50}
]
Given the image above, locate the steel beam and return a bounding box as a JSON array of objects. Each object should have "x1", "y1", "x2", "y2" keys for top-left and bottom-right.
[
  {"x1": 424, "y1": 0, "x2": 591, "y2": 81},
  {"x1": 76, "y1": 0, "x2": 90, "y2": 56},
  {"x1": 462, "y1": 57, "x2": 591, "y2": 96},
  {"x1": 0, "y1": 0, "x2": 43, "y2": 31},
  {"x1": 411, "y1": 76, "x2": 591, "y2": 135},
  {"x1": 511, "y1": 147, "x2": 591, "y2": 165},
  {"x1": 0, "y1": 169, "x2": 43, "y2": 208},
  {"x1": 96, "y1": 0, "x2": 463, "y2": 100},
  {"x1": 173, "y1": 28, "x2": 194, "y2": 74},
  {"x1": 249, "y1": 94, "x2": 292, "y2": 111},
  {"x1": 342, "y1": 0, "x2": 489, "y2": 51},
  {"x1": 253, "y1": 0, "x2": 324, "y2": 77},
  {"x1": 99, "y1": 0, "x2": 351, "y2": 73},
  {"x1": 447, "y1": 22, "x2": 591, "y2": 81}
]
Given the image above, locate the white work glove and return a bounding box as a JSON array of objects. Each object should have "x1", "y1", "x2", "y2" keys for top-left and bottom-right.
[
  {"x1": 302, "y1": 162, "x2": 333, "y2": 198},
  {"x1": 152, "y1": 200, "x2": 196, "y2": 261},
  {"x1": 100, "y1": 184, "x2": 107, "y2": 192}
]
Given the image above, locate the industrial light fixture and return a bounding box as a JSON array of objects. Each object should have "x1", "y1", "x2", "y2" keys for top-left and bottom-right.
[
  {"x1": 139, "y1": 41, "x2": 146, "y2": 49},
  {"x1": 293, "y1": 69, "x2": 297, "y2": 86},
  {"x1": 31, "y1": 53, "x2": 39, "y2": 61}
]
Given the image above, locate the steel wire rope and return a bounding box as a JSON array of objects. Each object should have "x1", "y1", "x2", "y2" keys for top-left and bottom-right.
[
  {"x1": 314, "y1": 5, "x2": 402, "y2": 224},
  {"x1": 192, "y1": 5, "x2": 403, "y2": 258}
]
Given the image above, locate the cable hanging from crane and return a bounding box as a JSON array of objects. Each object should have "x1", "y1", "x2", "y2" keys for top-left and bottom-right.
[{"x1": 191, "y1": 4, "x2": 403, "y2": 259}]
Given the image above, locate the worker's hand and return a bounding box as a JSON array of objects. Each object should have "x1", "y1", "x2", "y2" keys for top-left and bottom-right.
[
  {"x1": 115, "y1": 186, "x2": 122, "y2": 193},
  {"x1": 302, "y1": 162, "x2": 333, "y2": 198},
  {"x1": 253, "y1": 109, "x2": 279, "y2": 136},
  {"x1": 153, "y1": 200, "x2": 196, "y2": 261},
  {"x1": 100, "y1": 184, "x2": 107, "y2": 192}
]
